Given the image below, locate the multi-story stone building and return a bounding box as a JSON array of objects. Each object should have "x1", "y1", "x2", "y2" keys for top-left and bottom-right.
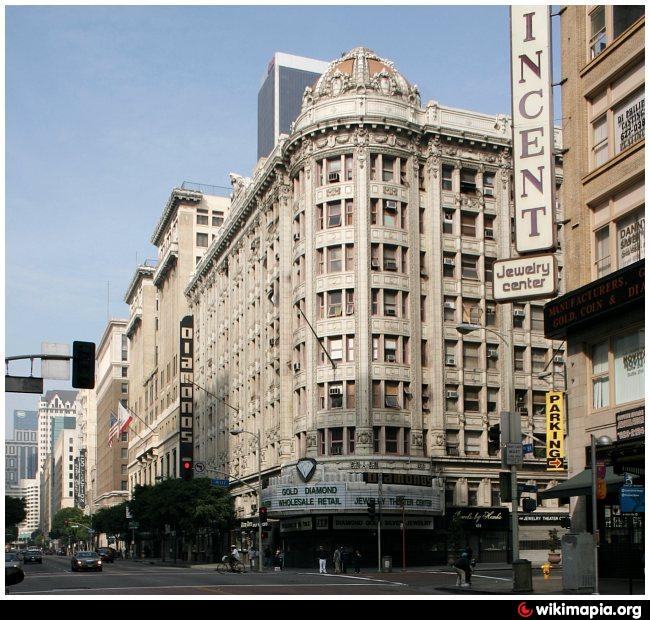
[
  {"x1": 186, "y1": 48, "x2": 567, "y2": 566},
  {"x1": 126, "y1": 184, "x2": 229, "y2": 489},
  {"x1": 542, "y1": 6, "x2": 644, "y2": 581},
  {"x1": 94, "y1": 319, "x2": 130, "y2": 509},
  {"x1": 7, "y1": 480, "x2": 40, "y2": 540},
  {"x1": 37, "y1": 390, "x2": 78, "y2": 474}
]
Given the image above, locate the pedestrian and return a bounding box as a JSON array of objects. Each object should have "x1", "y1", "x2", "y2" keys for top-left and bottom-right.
[
  {"x1": 249, "y1": 547, "x2": 258, "y2": 570},
  {"x1": 333, "y1": 545, "x2": 342, "y2": 574},
  {"x1": 317, "y1": 545, "x2": 328, "y2": 574},
  {"x1": 273, "y1": 548, "x2": 282, "y2": 571},
  {"x1": 341, "y1": 546, "x2": 350, "y2": 574},
  {"x1": 353, "y1": 549, "x2": 362, "y2": 574},
  {"x1": 264, "y1": 546, "x2": 272, "y2": 568},
  {"x1": 453, "y1": 553, "x2": 472, "y2": 587},
  {"x1": 465, "y1": 545, "x2": 476, "y2": 570}
]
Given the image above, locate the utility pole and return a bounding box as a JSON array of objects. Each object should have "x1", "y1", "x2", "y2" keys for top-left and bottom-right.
[{"x1": 377, "y1": 473, "x2": 383, "y2": 572}]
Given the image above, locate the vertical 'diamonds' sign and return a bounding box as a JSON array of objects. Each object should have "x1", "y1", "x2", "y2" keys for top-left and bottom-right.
[
  {"x1": 179, "y1": 316, "x2": 194, "y2": 470},
  {"x1": 510, "y1": 6, "x2": 556, "y2": 253}
]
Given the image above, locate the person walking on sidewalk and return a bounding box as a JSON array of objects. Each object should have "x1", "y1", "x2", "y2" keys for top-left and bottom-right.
[
  {"x1": 453, "y1": 553, "x2": 472, "y2": 587},
  {"x1": 333, "y1": 546, "x2": 342, "y2": 574},
  {"x1": 317, "y1": 546, "x2": 328, "y2": 574},
  {"x1": 353, "y1": 549, "x2": 362, "y2": 574},
  {"x1": 341, "y1": 547, "x2": 350, "y2": 574}
]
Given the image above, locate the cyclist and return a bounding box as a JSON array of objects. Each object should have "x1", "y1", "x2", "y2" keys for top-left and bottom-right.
[{"x1": 228, "y1": 545, "x2": 241, "y2": 572}]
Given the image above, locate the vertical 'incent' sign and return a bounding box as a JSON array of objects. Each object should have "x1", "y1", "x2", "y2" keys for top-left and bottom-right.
[{"x1": 510, "y1": 6, "x2": 556, "y2": 253}]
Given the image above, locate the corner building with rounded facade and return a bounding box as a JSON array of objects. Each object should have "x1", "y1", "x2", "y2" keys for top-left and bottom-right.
[{"x1": 186, "y1": 48, "x2": 567, "y2": 566}]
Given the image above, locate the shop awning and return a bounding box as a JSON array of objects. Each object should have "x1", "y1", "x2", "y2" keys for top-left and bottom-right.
[{"x1": 539, "y1": 467, "x2": 625, "y2": 499}]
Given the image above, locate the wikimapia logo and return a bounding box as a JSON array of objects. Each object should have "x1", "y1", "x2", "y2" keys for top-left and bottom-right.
[{"x1": 516, "y1": 602, "x2": 643, "y2": 620}]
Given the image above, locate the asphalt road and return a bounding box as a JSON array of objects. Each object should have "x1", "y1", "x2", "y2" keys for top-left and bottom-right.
[{"x1": 8, "y1": 556, "x2": 517, "y2": 596}]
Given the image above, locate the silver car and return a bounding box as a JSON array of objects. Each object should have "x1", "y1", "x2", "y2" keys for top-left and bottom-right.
[{"x1": 5, "y1": 553, "x2": 23, "y2": 571}]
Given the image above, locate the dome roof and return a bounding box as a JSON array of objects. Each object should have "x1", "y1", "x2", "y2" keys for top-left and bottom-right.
[{"x1": 302, "y1": 47, "x2": 420, "y2": 110}]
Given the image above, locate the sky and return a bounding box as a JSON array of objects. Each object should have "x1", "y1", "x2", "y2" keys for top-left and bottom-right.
[{"x1": 4, "y1": 4, "x2": 562, "y2": 433}]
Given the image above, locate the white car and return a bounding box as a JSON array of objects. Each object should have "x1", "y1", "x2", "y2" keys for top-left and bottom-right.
[{"x1": 5, "y1": 553, "x2": 23, "y2": 571}]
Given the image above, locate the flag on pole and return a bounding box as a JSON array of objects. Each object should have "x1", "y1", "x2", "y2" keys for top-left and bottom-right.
[
  {"x1": 118, "y1": 401, "x2": 133, "y2": 434},
  {"x1": 108, "y1": 413, "x2": 120, "y2": 447}
]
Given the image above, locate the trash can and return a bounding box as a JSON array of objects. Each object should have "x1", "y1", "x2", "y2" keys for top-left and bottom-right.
[
  {"x1": 512, "y1": 559, "x2": 533, "y2": 592},
  {"x1": 382, "y1": 555, "x2": 392, "y2": 573}
]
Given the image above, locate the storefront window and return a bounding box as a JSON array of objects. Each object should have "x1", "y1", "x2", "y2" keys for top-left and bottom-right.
[{"x1": 614, "y1": 329, "x2": 645, "y2": 405}]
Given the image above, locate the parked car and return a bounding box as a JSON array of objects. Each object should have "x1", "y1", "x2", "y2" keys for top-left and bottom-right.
[
  {"x1": 57, "y1": 548, "x2": 67, "y2": 556},
  {"x1": 5, "y1": 552, "x2": 24, "y2": 571},
  {"x1": 22, "y1": 549, "x2": 43, "y2": 564},
  {"x1": 96, "y1": 547, "x2": 116, "y2": 563},
  {"x1": 71, "y1": 551, "x2": 102, "y2": 572}
]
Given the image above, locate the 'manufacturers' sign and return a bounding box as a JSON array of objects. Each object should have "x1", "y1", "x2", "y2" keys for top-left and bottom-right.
[
  {"x1": 179, "y1": 316, "x2": 194, "y2": 473},
  {"x1": 544, "y1": 260, "x2": 644, "y2": 338},
  {"x1": 494, "y1": 254, "x2": 557, "y2": 301},
  {"x1": 510, "y1": 6, "x2": 557, "y2": 254}
]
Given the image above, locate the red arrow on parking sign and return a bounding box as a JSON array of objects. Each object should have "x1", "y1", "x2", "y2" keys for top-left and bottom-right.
[{"x1": 547, "y1": 457, "x2": 564, "y2": 470}]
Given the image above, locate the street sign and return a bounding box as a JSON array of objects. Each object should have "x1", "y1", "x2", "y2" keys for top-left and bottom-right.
[
  {"x1": 518, "y1": 484, "x2": 538, "y2": 493},
  {"x1": 620, "y1": 485, "x2": 645, "y2": 513},
  {"x1": 523, "y1": 443, "x2": 534, "y2": 454},
  {"x1": 129, "y1": 522, "x2": 139, "y2": 529},
  {"x1": 5, "y1": 375, "x2": 44, "y2": 394},
  {"x1": 70, "y1": 524, "x2": 79, "y2": 529},
  {"x1": 506, "y1": 443, "x2": 524, "y2": 465},
  {"x1": 210, "y1": 478, "x2": 229, "y2": 488},
  {"x1": 41, "y1": 342, "x2": 70, "y2": 380},
  {"x1": 194, "y1": 461, "x2": 206, "y2": 474}
]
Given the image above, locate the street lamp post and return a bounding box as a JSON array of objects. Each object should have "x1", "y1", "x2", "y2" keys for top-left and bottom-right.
[
  {"x1": 230, "y1": 429, "x2": 263, "y2": 573},
  {"x1": 457, "y1": 323, "x2": 521, "y2": 579},
  {"x1": 591, "y1": 434, "x2": 613, "y2": 594}
]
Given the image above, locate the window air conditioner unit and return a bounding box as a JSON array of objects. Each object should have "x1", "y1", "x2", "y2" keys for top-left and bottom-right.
[
  {"x1": 371, "y1": 258, "x2": 381, "y2": 269},
  {"x1": 483, "y1": 187, "x2": 494, "y2": 197},
  {"x1": 485, "y1": 229, "x2": 494, "y2": 239},
  {"x1": 443, "y1": 258, "x2": 455, "y2": 266},
  {"x1": 513, "y1": 309, "x2": 526, "y2": 317},
  {"x1": 446, "y1": 390, "x2": 459, "y2": 399},
  {"x1": 293, "y1": 363, "x2": 301, "y2": 372},
  {"x1": 328, "y1": 172, "x2": 340, "y2": 183},
  {"x1": 384, "y1": 260, "x2": 398, "y2": 271},
  {"x1": 444, "y1": 301, "x2": 456, "y2": 309},
  {"x1": 487, "y1": 350, "x2": 499, "y2": 359},
  {"x1": 385, "y1": 200, "x2": 398, "y2": 212},
  {"x1": 385, "y1": 307, "x2": 397, "y2": 317},
  {"x1": 445, "y1": 355, "x2": 456, "y2": 366},
  {"x1": 329, "y1": 386, "x2": 342, "y2": 396},
  {"x1": 385, "y1": 353, "x2": 397, "y2": 363},
  {"x1": 328, "y1": 306, "x2": 342, "y2": 318},
  {"x1": 554, "y1": 356, "x2": 565, "y2": 364}
]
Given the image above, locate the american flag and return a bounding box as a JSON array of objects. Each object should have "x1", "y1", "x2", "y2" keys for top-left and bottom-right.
[{"x1": 108, "y1": 413, "x2": 120, "y2": 447}]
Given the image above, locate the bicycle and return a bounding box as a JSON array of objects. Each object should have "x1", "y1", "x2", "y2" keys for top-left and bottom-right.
[{"x1": 216, "y1": 556, "x2": 246, "y2": 574}]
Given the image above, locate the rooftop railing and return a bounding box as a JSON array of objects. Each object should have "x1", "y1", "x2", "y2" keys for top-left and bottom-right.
[{"x1": 181, "y1": 181, "x2": 231, "y2": 197}]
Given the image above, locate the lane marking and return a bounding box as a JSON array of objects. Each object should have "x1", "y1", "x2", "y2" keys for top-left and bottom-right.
[
  {"x1": 298, "y1": 572, "x2": 406, "y2": 586},
  {"x1": 13, "y1": 582, "x2": 405, "y2": 594},
  {"x1": 425, "y1": 570, "x2": 510, "y2": 582}
]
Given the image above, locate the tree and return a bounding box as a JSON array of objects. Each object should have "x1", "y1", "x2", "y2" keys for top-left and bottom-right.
[
  {"x1": 93, "y1": 503, "x2": 131, "y2": 541},
  {"x1": 51, "y1": 507, "x2": 90, "y2": 543},
  {"x1": 6, "y1": 496, "x2": 27, "y2": 529}
]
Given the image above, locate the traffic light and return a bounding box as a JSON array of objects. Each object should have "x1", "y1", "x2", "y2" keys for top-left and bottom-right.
[
  {"x1": 181, "y1": 460, "x2": 193, "y2": 481},
  {"x1": 72, "y1": 341, "x2": 96, "y2": 389},
  {"x1": 367, "y1": 498, "x2": 376, "y2": 521},
  {"x1": 522, "y1": 497, "x2": 537, "y2": 513},
  {"x1": 488, "y1": 424, "x2": 501, "y2": 453},
  {"x1": 259, "y1": 507, "x2": 268, "y2": 524},
  {"x1": 499, "y1": 471, "x2": 512, "y2": 502}
]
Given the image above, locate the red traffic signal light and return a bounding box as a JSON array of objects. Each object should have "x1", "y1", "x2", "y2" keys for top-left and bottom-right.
[
  {"x1": 259, "y1": 507, "x2": 268, "y2": 523},
  {"x1": 181, "y1": 460, "x2": 193, "y2": 481}
]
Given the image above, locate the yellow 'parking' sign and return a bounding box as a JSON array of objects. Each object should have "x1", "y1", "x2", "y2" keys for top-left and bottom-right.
[{"x1": 546, "y1": 392, "x2": 565, "y2": 471}]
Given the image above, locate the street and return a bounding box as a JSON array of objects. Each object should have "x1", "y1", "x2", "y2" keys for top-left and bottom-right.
[{"x1": 9, "y1": 555, "x2": 525, "y2": 596}]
